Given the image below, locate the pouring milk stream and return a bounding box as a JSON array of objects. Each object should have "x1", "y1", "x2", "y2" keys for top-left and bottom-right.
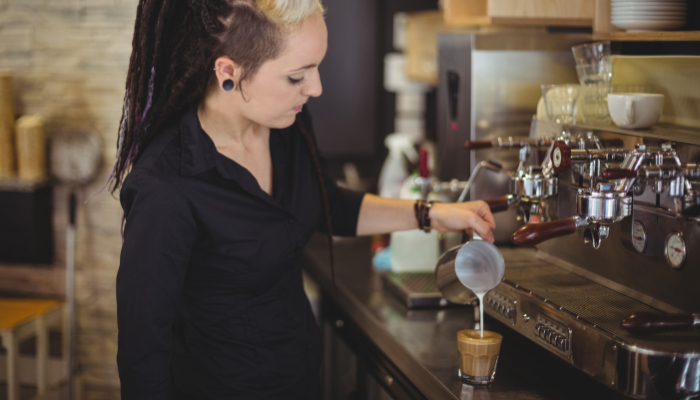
[{"x1": 453, "y1": 235, "x2": 505, "y2": 336}]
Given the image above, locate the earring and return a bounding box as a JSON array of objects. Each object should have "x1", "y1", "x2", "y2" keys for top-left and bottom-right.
[{"x1": 222, "y1": 79, "x2": 235, "y2": 92}]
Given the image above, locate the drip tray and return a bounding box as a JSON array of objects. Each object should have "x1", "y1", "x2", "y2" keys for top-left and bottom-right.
[
  {"x1": 484, "y1": 247, "x2": 700, "y2": 399},
  {"x1": 380, "y1": 272, "x2": 450, "y2": 309},
  {"x1": 496, "y1": 247, "x2": 700, "y2": 353}
]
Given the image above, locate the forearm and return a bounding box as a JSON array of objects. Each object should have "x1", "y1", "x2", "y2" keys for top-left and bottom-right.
[
  {"x1": 355, "y1": 194, "x2": 497, "y2": 242},
  {"x1": 356, "y1": 194, "x2": 418, "y2": 236}
]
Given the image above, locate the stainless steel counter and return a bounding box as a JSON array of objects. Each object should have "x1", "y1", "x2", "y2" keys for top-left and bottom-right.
[{"x1": 302, "y1": 234, "x2": 631, "y2": 400}]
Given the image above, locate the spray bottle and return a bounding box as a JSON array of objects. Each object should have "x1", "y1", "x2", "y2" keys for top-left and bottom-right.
[{"x1": 378, "y1": 132, "x2": 419, "y2": 199}]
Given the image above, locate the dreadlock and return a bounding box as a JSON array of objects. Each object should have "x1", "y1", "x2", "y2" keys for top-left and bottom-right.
[{"x1": 111, "y1": 0, "x2": 336, "y2": 291}]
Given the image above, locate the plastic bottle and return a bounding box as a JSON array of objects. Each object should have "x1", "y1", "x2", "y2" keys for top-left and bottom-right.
[
  {"x1": 388, "y1": 171, "x2": 442, "y2": 273},
  {"x1": 378, "y1": 132, "x2": 418, "y2": 199}
]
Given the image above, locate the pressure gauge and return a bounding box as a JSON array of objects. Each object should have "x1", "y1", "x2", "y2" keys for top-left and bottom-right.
[
  {"x1": 631, "y1": 220, "x2": 647, "y2": 253},
  {"x1": 664, "y1": 232, "x2": 687, "y2": 270},
  {"x1": 552, "y1": 147, "x2": 562, "y2": 168}
]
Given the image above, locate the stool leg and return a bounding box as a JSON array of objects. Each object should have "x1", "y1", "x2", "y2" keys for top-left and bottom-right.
[
  {"x1": 2, "y1": 331, "x2": 19, "y2": 400},
  {"x1": 63, "y1": 304, "x2": 69, "y2": 382},
  {"x1": 37, "y1": 316, "x2": 48, "y2": 395}
]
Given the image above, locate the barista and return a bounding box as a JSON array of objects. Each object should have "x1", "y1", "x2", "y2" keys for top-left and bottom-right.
[{"x1": 111, "y1": 0, "x2": 496, "y2": 398}]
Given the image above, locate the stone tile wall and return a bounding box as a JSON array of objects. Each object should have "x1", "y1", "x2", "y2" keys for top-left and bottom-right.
[{"x1": 0, "y1": 0, "x2": 138, "y2": 396}]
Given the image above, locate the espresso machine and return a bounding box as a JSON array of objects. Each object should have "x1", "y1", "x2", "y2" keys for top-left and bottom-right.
[{"x1": 462, "y1": 120, "x2": 700, "y2": 399}]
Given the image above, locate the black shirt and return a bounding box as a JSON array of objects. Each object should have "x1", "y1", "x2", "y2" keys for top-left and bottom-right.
[{"x1": 116, "y1": 104, "x2": 365, "y2": 399}]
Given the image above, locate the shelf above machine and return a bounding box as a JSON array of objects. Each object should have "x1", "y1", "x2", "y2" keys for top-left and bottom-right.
[
  {"x1": 567, "y1": 123, "x2": 700, "y2": 147},
  {"x1": 592, "y1": 31, "x2": 700, "y2": 42}
]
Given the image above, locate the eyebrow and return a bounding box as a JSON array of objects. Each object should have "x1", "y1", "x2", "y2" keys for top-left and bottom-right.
[{"x1": 288, "y1": 63, "x2": 317, "y2": 73}]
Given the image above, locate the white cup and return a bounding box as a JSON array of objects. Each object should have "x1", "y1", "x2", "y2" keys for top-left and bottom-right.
[{"x1": 607, "y1": 93, "x2": 664, "y2": 129}]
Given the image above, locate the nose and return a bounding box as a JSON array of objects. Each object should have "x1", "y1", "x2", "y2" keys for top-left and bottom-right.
[{"x1": 302, "y1": 70, "x2": 322, "y2": 98}]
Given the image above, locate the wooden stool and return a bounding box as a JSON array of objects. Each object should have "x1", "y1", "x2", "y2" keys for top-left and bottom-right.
[{"x1": 0, "y1": 298, "x2": 65, "y2": 400}]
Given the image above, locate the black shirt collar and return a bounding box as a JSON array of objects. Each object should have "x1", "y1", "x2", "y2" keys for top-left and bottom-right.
[
  {"x1": 178, "y1": 103, "x2": 292, "y2": 208},
  {"x1": 179, "y1": 103, "x2": 218, "y2": 177}
]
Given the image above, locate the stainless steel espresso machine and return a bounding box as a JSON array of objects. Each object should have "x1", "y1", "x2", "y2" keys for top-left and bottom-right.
[
  {"x1": 461, "y1": 121, "x2": 700, "y2": 399},
  {"x1": 435, "y1": 32, "x2": 700, "y2": 400},
  {"x1": 436, "y1": 31, "x2": 589, "y2": 243}
]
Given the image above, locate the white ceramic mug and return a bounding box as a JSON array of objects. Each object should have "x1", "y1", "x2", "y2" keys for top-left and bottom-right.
[{"x1": 607, "y1": 93, "x2": 664, "y2": 129}]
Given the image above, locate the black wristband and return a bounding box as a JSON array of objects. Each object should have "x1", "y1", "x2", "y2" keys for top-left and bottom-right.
[
  {"x1": 414, "y1": 199, "x2": 436, "y2": 233},
  {"x1": 414, "y1": 199, "x2": 422, "y2": 230},
  {"x1": 422, "y1": 201, "x2": 435, "y2": 233}
]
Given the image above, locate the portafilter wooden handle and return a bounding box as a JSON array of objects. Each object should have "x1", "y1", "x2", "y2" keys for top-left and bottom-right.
[
  {"x1": 464, "y1": 140, "x2": 493, "y2": 150},
  {"x1": 511, "y1": 217, "x2": 578, "y2": 247},
  {"x1": 602, "y1": 168, "x2": 638, "y2": 180},
  {"x1": 621, "y1": 312, "x2": 699, "y2": 335},
  {"x1": 484, "y1": 195, "x2": 511, "y2": 213}
]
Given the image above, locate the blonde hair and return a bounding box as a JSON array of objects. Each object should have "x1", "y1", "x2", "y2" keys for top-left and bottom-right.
[{"x1": 255, "y1": 0, "x2": 325, "y2": 31}]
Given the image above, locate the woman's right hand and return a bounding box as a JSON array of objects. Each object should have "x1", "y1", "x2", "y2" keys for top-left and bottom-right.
[{"x1": 428, "y1": 200, "x2": 496, "y2": 242}]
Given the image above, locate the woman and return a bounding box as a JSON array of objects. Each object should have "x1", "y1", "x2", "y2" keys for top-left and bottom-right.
[{"x1": 113, "y1": 0, "x2": 496, "y2": 398}]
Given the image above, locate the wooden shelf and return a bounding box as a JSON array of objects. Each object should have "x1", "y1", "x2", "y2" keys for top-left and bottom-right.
[
  {"x1": 443, "y1": 0, "x2": 594, "y2": 27},
  {"x1": 592, "y1": 31, "x2": 700, "y2": 42}
]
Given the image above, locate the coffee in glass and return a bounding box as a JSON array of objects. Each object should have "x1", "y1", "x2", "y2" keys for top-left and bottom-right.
[{"x1": 457, "y1": 329, "x2": 502, "y2": 385}]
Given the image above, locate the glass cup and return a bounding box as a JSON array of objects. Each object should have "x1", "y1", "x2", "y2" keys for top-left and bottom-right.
[
  {"x1": 577, "y1": 65, "x2": 613, "y2": 126},
  {"x1": 457, "y1": 329, "x2": 503, "y2": 385},
  {"x1": 542, "y1": 84, "x2": 580, "y2": 124},
  {"x1": 572, "y1": 42, "x2": 613, "y2": 126},
  {"x1": 576, "y1": 60, "x2": 613, "y2": 126},
  {"x1": 571, "y1": 41, "x2": 611, "y2": 66}
]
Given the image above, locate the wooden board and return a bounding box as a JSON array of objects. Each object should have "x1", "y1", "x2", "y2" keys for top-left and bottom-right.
[
  {"x1": 444, "y1": 0, "x2": 594, "y2": 27},
  {"x1": 405, "y1": 11, "x2": 453, "y2": 85}
]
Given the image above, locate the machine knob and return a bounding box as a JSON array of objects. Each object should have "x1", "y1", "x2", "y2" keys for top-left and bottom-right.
[
  {"x1": 549, "y1": 333, "x2": 558, "y2": 344},
  {"x1": 560, "y1": 338, "x2": 569, "y2": 351},
  {"x1": 556, "y1": 337, "x2": 566, "y2": 350},
  {"x1": 552, "y1": 141, "x2": 572, "y2": 173},
  {"x1": 536, "y1": 325, "x2": 543, "y2": 336}
]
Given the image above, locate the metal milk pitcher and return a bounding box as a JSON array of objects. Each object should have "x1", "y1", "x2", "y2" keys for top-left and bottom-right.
[{"x1": 435, "y1": 240, "x2": 505, "y2": 305}]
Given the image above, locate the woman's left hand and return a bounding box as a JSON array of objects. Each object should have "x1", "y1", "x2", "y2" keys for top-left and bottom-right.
[{"x1": 429, "y1": 201, "x2": 496, "y2": 242}]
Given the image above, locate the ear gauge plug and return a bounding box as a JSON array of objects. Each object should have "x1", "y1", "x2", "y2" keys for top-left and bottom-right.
[{"x1": 222, "y1": 79, "x2": 235, "y2": 91}]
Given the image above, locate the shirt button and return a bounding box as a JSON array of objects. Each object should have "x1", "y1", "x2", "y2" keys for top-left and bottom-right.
[
  {"x1": 306, "y1": 344, "x2": 311, "y2": 350},
  {"x1": 293, "y1": 316, "x2": 300, "y2": 323},
  {"x1": 287, "y1": 219, "x2": 295, "y2": 224}
]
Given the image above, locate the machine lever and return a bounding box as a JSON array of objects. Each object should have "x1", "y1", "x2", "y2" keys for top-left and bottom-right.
[
  {"x1": 621, "y1": 312, "x2": 699, "y2": 335},
  {"x1": 602, "y1": 168, "x2": 638, "y2": 180},
  {"x1": 464, "y1": 140, "x2": 493, "y2": 150},
  {"x1": 484, "y1": 195, "x2": 511, "y2": 213},
  {"x1": 511, "y1": 217, "x2": 578, "y2": 247}
]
